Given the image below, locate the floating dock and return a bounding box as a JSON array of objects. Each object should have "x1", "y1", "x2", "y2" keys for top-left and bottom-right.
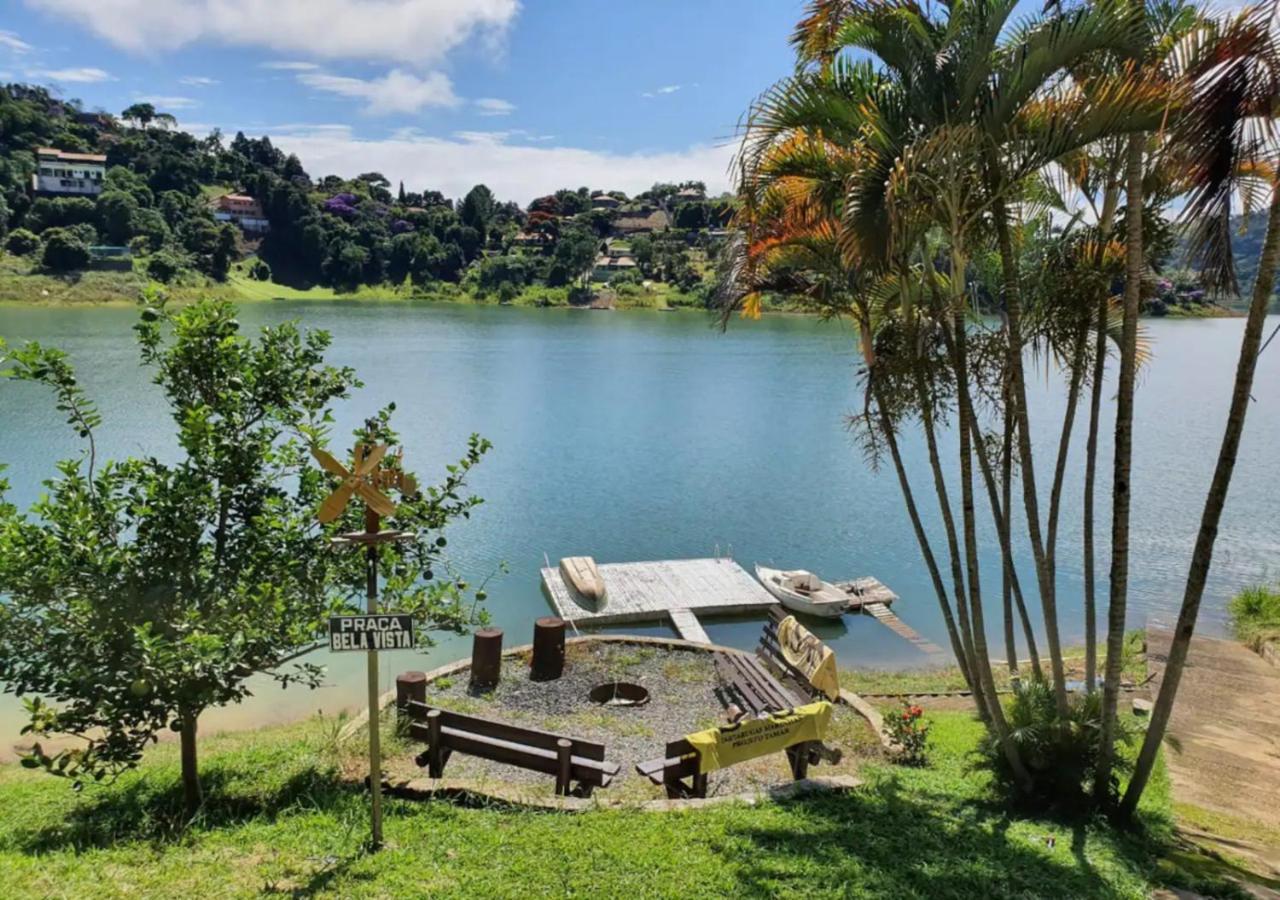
[
  {"x1": 541, "y1": 557, "x2": 933, "y2": 652},
  {"x1": 541, "y1": 557, "x2": 775, "y2": 643}
]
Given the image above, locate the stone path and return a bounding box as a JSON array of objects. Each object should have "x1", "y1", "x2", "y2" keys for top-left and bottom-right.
[
  {"x1": 1148, "y1": 628, "x2": 1280, "y2": 826},
  {"x1": 1148, "y1": 628, "x2": 1280, "y2": 879}
]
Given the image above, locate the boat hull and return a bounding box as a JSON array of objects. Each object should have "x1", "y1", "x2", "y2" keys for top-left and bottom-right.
[
  {"x1": 560, "y1": 556, "x2": 606, "y2": 608},
  {"x1": 754, "y1": 565, "x2": 847, "y2": 618}
]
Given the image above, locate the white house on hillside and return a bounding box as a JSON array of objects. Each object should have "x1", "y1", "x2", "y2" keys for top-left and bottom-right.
[{"x1": 32, "y1": 147, "x2": 106, "y2": 196}]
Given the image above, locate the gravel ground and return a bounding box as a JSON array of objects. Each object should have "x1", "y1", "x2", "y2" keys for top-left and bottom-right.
[{"x1": 382, "y1": 640, "x2": 877, "y2": 801}]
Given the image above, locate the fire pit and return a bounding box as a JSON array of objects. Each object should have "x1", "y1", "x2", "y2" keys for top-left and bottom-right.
[{"x1": 588, "y1": 681, "x2": 650, "y2": 707}]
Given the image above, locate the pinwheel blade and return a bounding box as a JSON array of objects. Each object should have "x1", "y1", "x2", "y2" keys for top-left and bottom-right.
[
  {"x1": 310, "y1": 446, "x2": 350, "y2": 479},
  {"x1": 355, "y1": 482, "x2": 398, "y2": 519},
  {"x1": 318, "y1": 479, "x2": 356, "y2": 524},
  {"x1": 356, "y1": 443, "x2": 388, "y2": 476}
]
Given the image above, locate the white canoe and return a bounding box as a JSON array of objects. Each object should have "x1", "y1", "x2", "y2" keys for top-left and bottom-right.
[
  {"x1": 560, "y1": 556, "x2": 606, "y2": 607},
  {"x1": 755, "y1": 564, "x2": 848, "y2": 618}
]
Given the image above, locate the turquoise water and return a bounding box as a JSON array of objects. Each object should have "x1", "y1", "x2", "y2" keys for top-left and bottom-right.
[{"x1": 1, "y1": 301, "x2": 1277, "y2": 751}]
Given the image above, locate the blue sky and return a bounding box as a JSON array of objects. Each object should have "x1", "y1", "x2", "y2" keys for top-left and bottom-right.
[{"x1": 0, "y1": 1, "x2": 805, "y2": 203}]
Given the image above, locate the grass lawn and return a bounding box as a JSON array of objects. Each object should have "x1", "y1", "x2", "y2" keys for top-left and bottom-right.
[{"x1": 0, "y1": 707, "x2": 1236, "y2": 899}]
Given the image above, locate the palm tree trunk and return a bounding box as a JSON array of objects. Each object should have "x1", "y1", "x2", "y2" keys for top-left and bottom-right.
[
  {"x1": 969, "y1": 409, "x2": 1044, "y2": 680},
  {"x1": 950, "y1": 309, "x2": 1032, "y2": 792},
  {"x1": 1047, "y1": 325, "x2": 1089, "y2": 579},
  {"x1": 1001, "y1": 398, "x2": 1018, "y2": 673},
  {"x1": 1084, "y1": 183, "x2": 1120, "y2": 693},
  {"x1": 914, "y1": 366, "x2": 979, "y2": 668},
  {"x1": 1096, "y1": 133, "x2": 1144, "y2": 804},
  {"x1": 1119, "y1": 184, "x2": 1280, "y2": 817},
  {"x1": 873, "y1": 386, "x2": 975, "y2": 690},
  {"x1": 1083, "y1": 292, "x2": 1109, "y2": 692},
  {"x1": 989, "y1": 181, "x2": 1070, "y2": 714}
]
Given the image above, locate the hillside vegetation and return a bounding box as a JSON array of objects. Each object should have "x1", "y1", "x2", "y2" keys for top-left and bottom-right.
[{"x1": 0, "y1": 84, "x2": 732, "y2": 308}]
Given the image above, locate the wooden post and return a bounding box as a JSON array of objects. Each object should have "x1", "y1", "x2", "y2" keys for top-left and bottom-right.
[
  {"x1": 396, "y1": 671, "x2": 427, "y2": 722},
  {"x1": 555, "y1": 738, "x2": 573, "y2": 796},
  {"x1": 364, "y1": 505, "x2": 383, "y2": 849},
  {"x1": 531, "y1": 616, "x2": 566, "y2": 681},
  {"x1": 470, "y1": 627, "x2": 503, "y2": 689},
  {"x1": 426, "y1": 709, "x2": 444, "y2": 778}
]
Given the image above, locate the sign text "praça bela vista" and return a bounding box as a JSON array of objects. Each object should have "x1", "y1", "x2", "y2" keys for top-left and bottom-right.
[{"x1": 328, "y1": 614, "x2": 415, "y2": 652}]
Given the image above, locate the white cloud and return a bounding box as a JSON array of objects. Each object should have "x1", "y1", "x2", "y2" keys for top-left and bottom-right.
[
  {"x1": 261, "y1": 61, "x2": 319, "y2": 71},
  {"x1": 135, "y1": 94, "x2": 199, "y2": 109},
  {"x1": 298, "y1": 68, "x2": 458, "y2": 116},
  {"x1": 261, "y1": 125, "x2": 734, "y2": 204},
  {"x1": 641, "y1": 85, "x2": 681, "y2": 99},
  {"x1": 26, "y1": 66, "x2": 114, "y2": 83},
  {"x1": 24, "y1": 0, "x2": 520, "y2": 66},
  {"x1": 0, "y1": 30, "x2": 32, "y2": 53},
  {"x1": 475, "y1": 97, "x2": 515, "y2": 117},
  {"x1": 179, "y1": 75, "x2": 219, "y2": 86}
]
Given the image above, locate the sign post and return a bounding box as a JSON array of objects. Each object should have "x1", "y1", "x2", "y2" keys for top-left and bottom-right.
[{"x1": 313, "y1": 437, "x2": 418, "y2": 850}]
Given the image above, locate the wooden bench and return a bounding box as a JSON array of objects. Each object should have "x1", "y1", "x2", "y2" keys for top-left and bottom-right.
[
  {"x1": 402, "y1": 700, "x2": 621, "y2": 797},
  {"x1": 636, "y1": 643, "x2": 834, "y2": 799}
]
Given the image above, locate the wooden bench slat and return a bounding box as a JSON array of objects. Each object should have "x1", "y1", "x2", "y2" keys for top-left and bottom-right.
[
  {"x1": 409, "y1": 721, "x2": 619, "y2": 785},
  {"x1": 407, "y1": 700, "x2": 606, "y2": 761}
]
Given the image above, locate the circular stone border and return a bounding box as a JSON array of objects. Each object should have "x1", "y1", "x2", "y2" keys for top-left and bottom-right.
[{"x1": 340, "y1": 633, "x2": 880, "y2": 810}]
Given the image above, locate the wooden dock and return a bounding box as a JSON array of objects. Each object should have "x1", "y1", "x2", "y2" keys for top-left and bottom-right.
[
  {"x1": 541, "y1": 557, "x2": 777, "y2": 644},
  {"x1": 542, "y1": 557, "x2": 934, "y2": 655}
]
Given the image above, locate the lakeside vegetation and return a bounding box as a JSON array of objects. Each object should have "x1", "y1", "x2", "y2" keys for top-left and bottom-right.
[{"x1": 1228, "y1": 583, "x2": 1280, "y2": 651}]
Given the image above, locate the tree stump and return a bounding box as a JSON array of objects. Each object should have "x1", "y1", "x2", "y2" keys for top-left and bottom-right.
[
  {"x1": 531, "y1": 616, "x2": 566, "y2": 681},
  {"x1": 470, "y1": 628, "x2": 503, "y2": 689}
]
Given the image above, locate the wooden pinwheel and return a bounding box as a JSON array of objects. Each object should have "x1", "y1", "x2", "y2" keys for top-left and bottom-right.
[{"x1": 312, "y1": 443, "x2": 399, "y2": 524}]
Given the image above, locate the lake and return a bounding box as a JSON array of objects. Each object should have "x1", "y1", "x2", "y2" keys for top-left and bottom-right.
[{"x1": 1, "y1": 301, "x2": 1277, "y2": 752}]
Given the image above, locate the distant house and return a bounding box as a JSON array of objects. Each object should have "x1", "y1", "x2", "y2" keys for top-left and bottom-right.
[
  {"x1": 512, "y1": 230, "x2": 552, "y2": 251},
  {"x1": 591, "y1": 193, "x2": 621, "y2": 210},
  {"x1": 32, "y1": 147, "x2": 106, "y2": 196},
  {"x1": 612, "y1": 207, "x2": 670, "y2": 236},
  {"x1": 592, "y1": 254, "x2": 638, "y2": 282},
  {"x1": 675, "y1": 186, "x2": 705, "y2": 202},
  {"x1": 210, "y1": 193, "x2": 270, "y2": 233}
]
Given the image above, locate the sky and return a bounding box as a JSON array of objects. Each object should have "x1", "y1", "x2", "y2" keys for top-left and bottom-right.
[{"x1": 0, "y1": 0, "x2": 806, "y2": 204}]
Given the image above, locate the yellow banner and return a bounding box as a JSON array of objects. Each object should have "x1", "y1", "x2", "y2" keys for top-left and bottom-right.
[
  {"x1": 685, "y1": 701, "x2": 833, "y2": 774},
  {"x1": 777, "y1": 615, "x2": 841, "y2": 701}
]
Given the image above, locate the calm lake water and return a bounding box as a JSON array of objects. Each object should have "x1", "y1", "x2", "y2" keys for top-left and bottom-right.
[{"x1": 1, "y1": 301, "x2": 1277, "y2": 752}]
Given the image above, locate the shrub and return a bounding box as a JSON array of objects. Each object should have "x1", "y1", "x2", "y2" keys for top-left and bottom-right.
[
  {"x1": 984, "y1": 678, "x2": 1136, "y2": 808},
  {"x1": 40, "y1": 227, "x2": 91, "y2": 272},
  {"x1": 146, "y1": 250, "x2": 185, "y2": 283},
  {"x1": 883, "y1": 701, "x2": 931, "y2": 766},
  {"x1": 1229, "y1": 583, "x2": 1280, "y2": 650},
  {"x1": 6, "y1": 228, "x2": 41, "y2": 256},
  {"x1": 249, "y1": 258, "x2": 272, "y2": 281}
]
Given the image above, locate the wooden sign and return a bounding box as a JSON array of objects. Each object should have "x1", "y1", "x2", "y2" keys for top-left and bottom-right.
[{"x1": 329, "y1": 614, "x2": 415, "y2": 652}]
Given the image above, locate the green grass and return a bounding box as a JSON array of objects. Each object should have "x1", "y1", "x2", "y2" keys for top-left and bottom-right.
[
  {"x1": 841, "y1": 632, "x2": 1149, "y2": 696},
  {"x1": 0, "y1": 709, "x2": 1235, "y2": 898},
  {"x1": 1228, "y1": 583, "x2": 1280, "y2": 650}
]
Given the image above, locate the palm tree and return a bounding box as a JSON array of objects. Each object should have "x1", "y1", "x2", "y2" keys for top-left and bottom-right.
[{"x1": 1120, "y1": 5, "x2": 1280, "y2": 817}]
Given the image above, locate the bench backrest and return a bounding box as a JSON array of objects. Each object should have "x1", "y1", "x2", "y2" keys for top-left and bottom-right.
[{"x1": 406, "y1": 701, "x2": 606, "y2": 761}]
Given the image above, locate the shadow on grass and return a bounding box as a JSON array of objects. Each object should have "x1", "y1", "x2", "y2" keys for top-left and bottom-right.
[
  {"x1": 14, "y1": 761, "x2": 358, "y2": 854},
  {"x1": 721, "y1": 776, "x2": 1164, "y2": 899}
]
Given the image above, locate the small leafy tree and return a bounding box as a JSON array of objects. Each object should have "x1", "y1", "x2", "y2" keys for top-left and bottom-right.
[
  {"x1": 5, "y1": 228, "x2": 40, "y2": 256},
  {"x1": 0, "y1": 297, "x2": 491, "y2": 815},
  {"x1": 40, "y1": 227, "x2": 92, "y2": 271}
]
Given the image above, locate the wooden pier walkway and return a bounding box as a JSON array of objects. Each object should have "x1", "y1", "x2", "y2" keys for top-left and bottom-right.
[
  {"x1": 862, "y1": 602, "x2": 945, "y2": 656},
  {"x1": 668, "y1": 608, "x2": 711, "y2": 644}
]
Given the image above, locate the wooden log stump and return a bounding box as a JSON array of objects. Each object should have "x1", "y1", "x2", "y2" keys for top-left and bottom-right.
[
  {"x1": 470, "y1": 627, "x2": 503, "y2": 689},
  {"x1": 531, "y1": 616, "x2": 566, "y2": 681},
  {"x1": 396, "y1": 671, "x2": 427, "y2": 722}
]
